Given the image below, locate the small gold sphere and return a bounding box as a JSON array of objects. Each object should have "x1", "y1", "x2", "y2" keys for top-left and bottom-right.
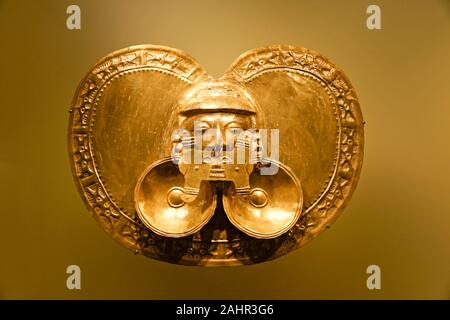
[
  {"x1": 167, "y1": 187, "x2": 185, "y2": 208},
  {"x1": 249, "y1": 188, "x2": 268, "y2": 208}
]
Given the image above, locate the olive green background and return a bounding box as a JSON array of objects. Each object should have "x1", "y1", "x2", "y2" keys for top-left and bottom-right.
[{"x1": 0, "y1": 0, "x2": 449, "y2": 299}]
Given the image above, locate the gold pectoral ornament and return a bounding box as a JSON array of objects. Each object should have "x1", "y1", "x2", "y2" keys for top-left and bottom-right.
[{"x1": 68, "y1": 45, "x2": 364, "y2": 266}]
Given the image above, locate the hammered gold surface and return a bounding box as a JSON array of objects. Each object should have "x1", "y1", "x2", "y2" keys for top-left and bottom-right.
[{"x1": 68, "y1": 44, "x2": 364, "y2": 266}]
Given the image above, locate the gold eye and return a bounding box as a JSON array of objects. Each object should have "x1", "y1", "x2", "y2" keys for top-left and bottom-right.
[
  {"x1": 225, "y1": 122, "x2": 243, "y2": 130},
  {"x1": 196, "y1": 123, "x2": 210, "y2": 132}
]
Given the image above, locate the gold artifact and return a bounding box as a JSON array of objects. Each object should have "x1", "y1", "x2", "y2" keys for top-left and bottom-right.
[{"x1": 68, "y1": 45, "x2": 364, "y2": 266}]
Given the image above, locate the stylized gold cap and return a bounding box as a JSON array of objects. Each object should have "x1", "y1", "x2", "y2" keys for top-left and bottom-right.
[{"x1": 177, "y1": 79, "x2": 258, "y2": 115}]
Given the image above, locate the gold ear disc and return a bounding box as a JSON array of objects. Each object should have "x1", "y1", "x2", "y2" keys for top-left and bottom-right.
[
  {"x1": 135, "y1": 158, "x2": 217, "y2": 238},
  {"x1": 222, "y1": 159, "x2": 304, "y2": 239}
]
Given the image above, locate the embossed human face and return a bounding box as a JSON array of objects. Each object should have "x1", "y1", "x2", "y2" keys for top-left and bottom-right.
[{"x1": 180, "y1": 112, "x2": 254, "y2": 163}]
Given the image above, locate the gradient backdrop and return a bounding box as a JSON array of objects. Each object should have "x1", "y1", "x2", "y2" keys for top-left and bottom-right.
[{"x1": 0, "y1": 0, "x2": 449, "y2": 299}]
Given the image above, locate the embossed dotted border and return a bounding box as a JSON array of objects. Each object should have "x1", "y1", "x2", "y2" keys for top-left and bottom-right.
[
  {"x1": 226, "y1": 46, "x2": 364, "y2": 253},
  {"x1": 68, "y1": 46, "x2": 211, "y2": 260}
]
